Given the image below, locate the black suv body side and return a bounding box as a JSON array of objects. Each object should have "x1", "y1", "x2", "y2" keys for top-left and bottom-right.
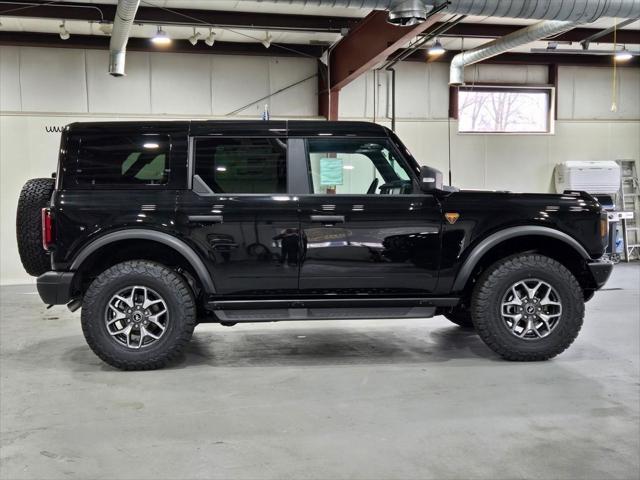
[{"x1": 25, "y1": 120, "x2": 612, "y2": 369}]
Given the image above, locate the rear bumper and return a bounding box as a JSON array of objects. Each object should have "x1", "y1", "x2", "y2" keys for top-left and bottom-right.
[
  {"x1": 587, "y1": 260, "x2": 614, "y2": 289},
  {"x1": 36, "y1": 271, "x2": 75, "y2": 305}
]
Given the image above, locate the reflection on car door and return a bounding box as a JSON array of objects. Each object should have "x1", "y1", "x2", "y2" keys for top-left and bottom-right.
[
  {"x1": 178, "y1": 135, "x2": 300, "y2": 296},
  {"x1": 297, "y1": 137, "x2": 442, "y2": 295}
]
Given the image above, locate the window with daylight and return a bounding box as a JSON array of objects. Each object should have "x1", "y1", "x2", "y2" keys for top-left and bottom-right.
[{"x1": 457, "y1": 87, "x2": 553, "y2": 134}]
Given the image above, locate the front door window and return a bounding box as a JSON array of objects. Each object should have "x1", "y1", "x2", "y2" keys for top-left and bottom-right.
[{"x1": 307, "y1": 138, "x2": 414, "y2": 196}]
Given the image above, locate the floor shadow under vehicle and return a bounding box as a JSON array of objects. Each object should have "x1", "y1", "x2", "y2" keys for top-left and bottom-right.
[{"x1": 165, "y1": 323, "x2": 499, "y2": 369}]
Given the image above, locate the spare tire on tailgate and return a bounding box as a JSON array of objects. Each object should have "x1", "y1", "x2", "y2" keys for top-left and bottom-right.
[{"x1": 16, "y1": 178, "x2": 55, "y2": 276}]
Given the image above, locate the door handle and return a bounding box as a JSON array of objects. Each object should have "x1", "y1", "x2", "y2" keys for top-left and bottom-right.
[
  {"x1": 212, "y1": 243, "x2": 239, "y2": 250},
  {"x1": 310, "y1": 215, "x2": 345, "y2": 224},
  {"x1": 188, "y1": 215, "x2": 223, "y2": 223}
]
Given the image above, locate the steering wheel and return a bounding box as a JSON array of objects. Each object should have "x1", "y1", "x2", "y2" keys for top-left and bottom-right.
[{"x1": 366, "y1": 178, "x2": 379, "y2": 194}]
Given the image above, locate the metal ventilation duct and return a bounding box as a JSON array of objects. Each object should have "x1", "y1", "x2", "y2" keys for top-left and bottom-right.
[
  {"x1": 449, "y1": 19, "x2": 579, "y2": 85},
  {"x1": 109, "y1": 0, "x2": 140, "y2": 76},
  {"x1": 257, "y1": 0, "x2": 640, "y2": 24},
  {"x1": 109, "y1": 0, "x2": 640, "y2": 75}
]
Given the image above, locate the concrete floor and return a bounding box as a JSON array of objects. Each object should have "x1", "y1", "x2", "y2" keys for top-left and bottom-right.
[{"x1": 1, "y1": 265, "x2": 638, "y2": 480}]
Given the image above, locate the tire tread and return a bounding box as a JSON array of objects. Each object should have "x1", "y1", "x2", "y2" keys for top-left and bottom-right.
[
  {"x1": 16, "y1": 178, "x2": 55, "y2": 276},
  {"x1": 81, "y1": 260, "x2": 196, "y2": 370},
  {"x1": 471, "y1": 253, "x2": 584, "y2": 361}
]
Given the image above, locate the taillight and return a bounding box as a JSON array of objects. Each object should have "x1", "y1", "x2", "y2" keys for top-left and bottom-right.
[{"x1": 41, "y1": 208, "x2": 53, "y2": 251}]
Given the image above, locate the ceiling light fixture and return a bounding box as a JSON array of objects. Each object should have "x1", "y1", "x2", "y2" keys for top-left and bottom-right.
[
  {"x1": 151, "y1": 25, "x2": 171, "y2": 45},
  {"x1": 59, "y1": 21, "x2": 70, "y2": 40},
  {"x1": 428, "y1": 38, "x2": 445, "y2": 56},
  {"x1": 262, "y1": 31, "x2": 272, "y2": 49},
  {"x1": 188, "y1": 27, "x2": 201, "y2": 46},
  {"x1": 615, "y1": 46, "x2": 633, "y2": 61},
  {"x1": 204, "y1": 28, "x2": 216, "y2": 47}
]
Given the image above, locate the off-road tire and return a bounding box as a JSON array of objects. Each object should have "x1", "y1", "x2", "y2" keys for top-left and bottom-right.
[
  {"x1": 16, "y1": 178, "x2": 55, "y2": 276},
  {"x1": 471, "y1": 253, "x2": 584, "y2": 361},
  {"x1": 444, "y1": 308, "x2": 474, "y2": 328},
  {"x1": 81, "y1": 260, "x2": 196, "y2": 370}
]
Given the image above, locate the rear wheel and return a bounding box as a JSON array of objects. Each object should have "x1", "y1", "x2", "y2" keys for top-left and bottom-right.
[
  {"x1": 81, "y1": 260, "x2": 196, "y2": 370},
  {"x1": 16, "y1": 178, "x2": 55, "y2": 276},
  {"x1": 471, "y1": 254, "x2": 584, "y2": 361}
]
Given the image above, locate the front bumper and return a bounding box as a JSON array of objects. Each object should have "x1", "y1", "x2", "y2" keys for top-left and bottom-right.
[
  {"x1": 36, "y1": 271, "x2": 75, "y2": 305},
  {"x1": 587, "y1": 260, "x2": 614, "y2": 289}
]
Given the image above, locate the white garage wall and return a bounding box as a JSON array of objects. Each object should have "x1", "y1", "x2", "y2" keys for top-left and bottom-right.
[
  {"x1": 0, "y1": 47, "x2": 318, "y2": 116},
  {"x1": 340, "y1": 63, "x2": 640, "y2": 192},
  {"x1": 1, "y1": 46, "x2": 639, "y2": 285},
  {"x1": 0, "y1": 46, "x2": 319, "y2": 285}
]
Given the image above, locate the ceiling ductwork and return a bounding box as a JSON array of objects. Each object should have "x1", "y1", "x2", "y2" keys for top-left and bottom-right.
[
  {"x1": 256, "y1": 0, "x2": 640, "y2": 84},
  {"x1": 449, "y1": 19, "x2": 580, "y2": 85},
  {"x1": 387, "y1": 0, "x2": 428, "y2": 26},
  {"x1": 109, "y1": 0, "x2": 140, "y2": 76},
  {"x1": 257, "y1": 0, "x2": 640, "y2": 23},
  {"x1": 108, "y1": 0, "x2": 640, "y2": 76}
]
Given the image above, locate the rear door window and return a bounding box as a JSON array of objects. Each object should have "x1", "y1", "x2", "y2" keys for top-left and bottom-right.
[
  {"x1": 71, "y1": 134, "x2": 170, "y2": 186},
  {"x1": 194, "y1": 137, "x2": 287, "y2": 194}
]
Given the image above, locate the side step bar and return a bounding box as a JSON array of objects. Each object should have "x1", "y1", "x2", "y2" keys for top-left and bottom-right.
[{"x1": 204, "y1": 297, "x2": 460, "y2": 323}]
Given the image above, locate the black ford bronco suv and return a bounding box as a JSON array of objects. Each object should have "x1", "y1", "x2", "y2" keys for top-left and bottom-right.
[{"x1": 17, "y1": 120, "x2": 613, "y2": 370}]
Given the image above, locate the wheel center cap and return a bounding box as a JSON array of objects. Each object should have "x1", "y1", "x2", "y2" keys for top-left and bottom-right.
[
  {"x1": 525, "y1": 304, "x2": 536, "y2": 315},
  {"x1": 133, "y1": 312, "x2": 143, "y2": 322}
]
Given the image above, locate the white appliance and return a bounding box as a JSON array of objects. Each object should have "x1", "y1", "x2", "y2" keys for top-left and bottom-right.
[{"x1": 554, "y1": 161, "x2": 621, "y2": 194}]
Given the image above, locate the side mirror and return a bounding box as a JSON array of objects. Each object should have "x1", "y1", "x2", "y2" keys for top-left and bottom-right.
[{"x1": 419, "y1": 166, "x2": 443, "y2": 193}]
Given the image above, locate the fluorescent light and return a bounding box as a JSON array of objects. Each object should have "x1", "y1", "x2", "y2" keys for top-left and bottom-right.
[
  {"x1": 428, "y1": 39, "x2": 445, "y2": 56},
  {"x1": 205, "y1": 29, "x2": 216, "y2": 47},
  {"x1": 143, "y1": 143, "x2": 159, "y2": 149},
  {"x1": 343, "y1": 165, "x2": 355, "y2": 170},
  {"x1": 59, "y1": 21, "x2": 70, "y2": 40},
  {"x1": 152, "y1": 26, "x2": 171, "y2": 45},
  {"x1": 615, "y1": 48, "x2": 633, "y2": 61},
  {"x1": 216, "y1": 166, "x2": 227, "y2": 172}
]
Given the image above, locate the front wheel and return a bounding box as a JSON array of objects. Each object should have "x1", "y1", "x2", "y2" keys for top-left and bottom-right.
[
  {"x1": 81, "y1": 261, "x2": 196, "y2": 370},
  {"x1": 471, "y1": 254, "x2": 584, "y2": 361}
]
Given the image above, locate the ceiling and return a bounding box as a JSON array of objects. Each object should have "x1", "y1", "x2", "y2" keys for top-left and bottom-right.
[{"x1": 0, "y1": 0, "x2": 638, "y2": 55}]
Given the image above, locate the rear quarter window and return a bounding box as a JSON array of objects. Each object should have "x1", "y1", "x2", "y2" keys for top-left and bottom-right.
[{"x1": 66, "y1": 134, "x2": 171, "y2": 187}]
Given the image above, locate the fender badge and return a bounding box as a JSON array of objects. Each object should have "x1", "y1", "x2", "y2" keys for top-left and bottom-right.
[{"x1": 445, "y1": 212, "x2": 460, "y2": 224}]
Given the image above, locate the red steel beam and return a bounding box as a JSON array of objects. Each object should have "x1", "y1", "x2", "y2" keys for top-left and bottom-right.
[
  {"x1": 329, "y1": 10, "x2": 444, "y2": 91},
  {"x1": 323, "y1": 10, "x2": 444, "y2": 118}
]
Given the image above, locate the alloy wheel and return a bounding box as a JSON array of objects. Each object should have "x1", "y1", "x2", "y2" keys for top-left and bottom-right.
[
  {"x1": 500, "y1": 279, "x2": 562, "y2": 340},
  {"x1": 104, "y1": 286, "x2": 169, "y2": 349}
]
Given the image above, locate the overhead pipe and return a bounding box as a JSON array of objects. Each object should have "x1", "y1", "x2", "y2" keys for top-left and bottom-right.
[
  {"x1": 256, "y1": 1, "x2": 640, "y2": 25},
  {"x1": 107, "y1": 0, "x2": 640, "y2": 76},
  {"x1": 449, "y1": 20, "x2": 579, "y2": 85},
  {"x1": 109, "y1": 0, "x2": 140, "y2": 76}
]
